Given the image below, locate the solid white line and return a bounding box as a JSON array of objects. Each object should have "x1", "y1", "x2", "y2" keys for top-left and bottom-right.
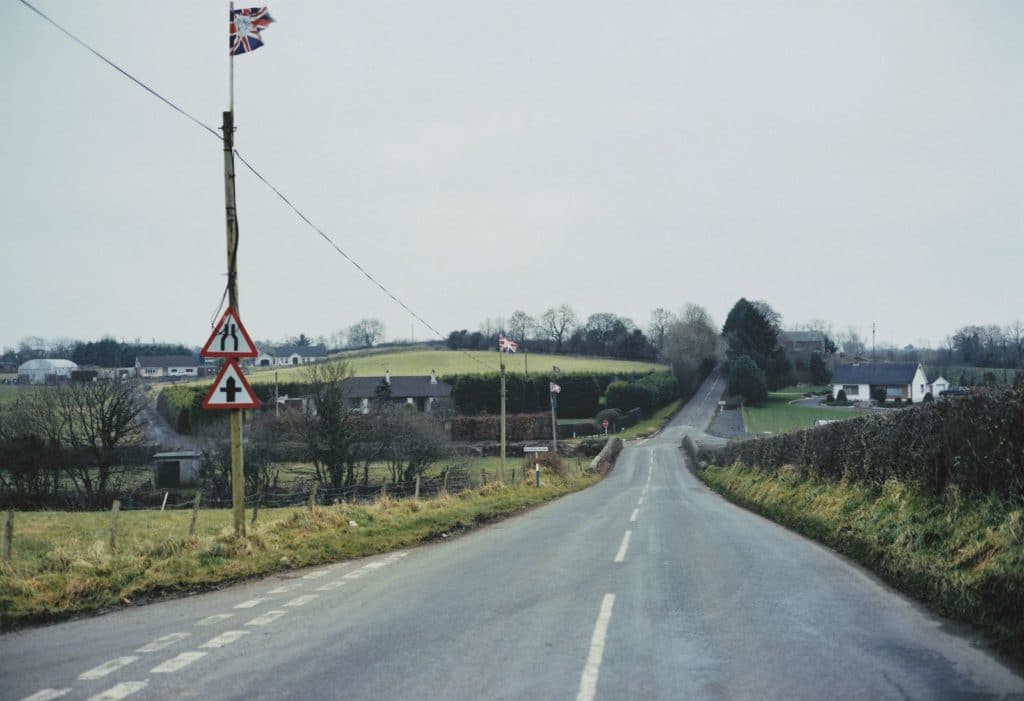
[
  {"x1": 20, "y1": 689, "x2": 71, "y2": 701},
  {"x1": 78, "y1": 657, "x2": 139, "y2": 681},
  {"x1": 136, "y1": 632, "x2": 191, "y2": 653},
  {"x1": 302, "y1": 569, "x2": 331, "y2": 579},
  {"x1": 284, "y1": 594, "x2": 318, "y2": 607},
  {"x1": 614, "y1": 531, "x2": 632, "y2": 563},
  {"x1": 86, "y1": 681, "x2": 148, "y2": 701},
  {"x1": 576, "y1": 594, "x2": 616, "y2": 701},
  {"x1": 200, "y1": 630, "x2": 250, "y2": 649},
  {"x1": 196, "y1": 613, "x2": 234, "y2": 626},
  {"x1": 246, "y1": 610, "x2": 286, "y2": 626},
  {"x1": 234, "y1": 598, "x2": 267, "y2": 609},
  {"x1": 150, "y1": 651, "x2": 207, "y2": 673},
  {"x1": 316, "y1": 580, "x2": 346, "y2": 591},
  {"x1": 629, "y1": 509, "x2": 638, "y2": 523}
]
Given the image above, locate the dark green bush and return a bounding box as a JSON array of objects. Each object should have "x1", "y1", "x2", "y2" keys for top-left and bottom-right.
[
  {"x1": 727, "y1": 356, "x2": 767, "y2": 404},
  {"x1": 605, "y1": 381, "x2": 654, "y2": 415}
]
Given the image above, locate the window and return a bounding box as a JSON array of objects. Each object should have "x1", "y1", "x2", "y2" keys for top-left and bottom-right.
[
  {"x1": 886, "y1": 385, "x2": 906, "y2": 397},
  {"x1": 843, "y1": 385, "x2": 858, "y2": 396}
]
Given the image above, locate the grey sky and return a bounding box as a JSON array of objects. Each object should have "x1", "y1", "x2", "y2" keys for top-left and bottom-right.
[{"x1": 3, "y1": 1, "x2": 1021, "y2": 351}]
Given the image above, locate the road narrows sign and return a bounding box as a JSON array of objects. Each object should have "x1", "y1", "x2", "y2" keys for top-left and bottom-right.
[
  {"x1": 201, "y1": 307, "x2": 259, "y2": 359},
  {"x1": 202, "y1": 359, "x2": 261, "y2": 410}
]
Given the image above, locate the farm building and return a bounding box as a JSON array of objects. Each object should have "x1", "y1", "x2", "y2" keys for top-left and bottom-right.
[
  {"x1": 152, "y1": 451, "x2": 202, "y2": 488},
  {"x1": 136, "y1": 355, "x2": 199, "y2": 379},
  {"x1": 18, "y1": 359, "x2": 78, "y2": 384},
  {"x1": 930, "y1": 376, "x2": 951, "y2": 396},
  {"x1": 832, "y1": 362, "x2": 930, "y2": 403},
  {"x1": 255, "y1": 344, "x2": 328, "y2": 367},
  {"x1": 342, "y1": 371, "x2": 452, "y2": 414}
]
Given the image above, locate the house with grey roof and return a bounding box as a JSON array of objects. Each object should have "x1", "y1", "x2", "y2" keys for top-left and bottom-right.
[
  {"x1": 136, "y1": 355, "x2": 198, "y2": 379},
  {"x1": 779, "y1": 330, "x2": 827, "y2": 355},
  {"x1": 831, "y1": 362, "x2": 930, "y2": 403},
  {"x1": 255, "y1": 344, "x2": 328, "y2": 367},
  {"x1": 343, "y1": 371, "x2": 452, "y2": 414}
]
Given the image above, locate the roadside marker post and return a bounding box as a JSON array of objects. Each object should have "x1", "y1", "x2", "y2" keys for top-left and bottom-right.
[{"x1": 524, "y1": 446, "x2": 548, "y2": 488}]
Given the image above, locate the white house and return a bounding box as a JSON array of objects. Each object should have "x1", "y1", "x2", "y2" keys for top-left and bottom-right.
[
  {"x1": 136, "y1": 355, "x2": 199, "y2": 379},
  {"x1": 18, "y1": 359, "x2": 78, "y2": 384},
  {"x1": 930, "y1": 376, "x2": 950, "y2": 397},
  {"x1": 342, "y1": 371, "x2": 452, "y2": 414},
  {"x1": 831, "y1": 362, "x2": 930, "y2": 403},
  {"x1": 255, "y1": 344, "x2": 328, "y2": 367}
]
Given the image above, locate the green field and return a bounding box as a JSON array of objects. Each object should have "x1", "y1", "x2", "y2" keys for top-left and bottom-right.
[
  {"x1": 238, "y1": 349, "x2": 665, "y2": 385},
  {"x1": 0, "y1": 385, "x2": 30, "y2": 406},
  {"x1": 925, "y1": 365, "x2": 1017, "y2": 386},
  {"x1": 743, "y1": 392, "x2": 873, "y2": 434}
]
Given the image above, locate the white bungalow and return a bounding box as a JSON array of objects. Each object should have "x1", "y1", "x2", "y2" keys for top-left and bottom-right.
[{"x1": 832, "y1": 362, "x2": 930, "y2": 403}]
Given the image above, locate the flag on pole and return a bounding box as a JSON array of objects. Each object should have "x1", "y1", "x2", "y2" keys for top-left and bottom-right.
[
  {"x1": 550, "y1": 382, "x2": 561, "y2": 394},
  {"x1": 230, "y1": 7, "x2": 275, "y2": 55},
  {"x1": 498, "y1": 335, "x2": 519, "y2": 353}
]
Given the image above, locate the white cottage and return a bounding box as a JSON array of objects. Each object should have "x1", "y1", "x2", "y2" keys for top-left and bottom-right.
[{"x1": 832, "y1": 362, "x2": 930, "y2": 403}]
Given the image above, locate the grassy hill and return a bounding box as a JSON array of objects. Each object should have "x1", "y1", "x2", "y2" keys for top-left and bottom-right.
[{"x1": 241, "y1": 348, "x2": 666, "y2": 385}]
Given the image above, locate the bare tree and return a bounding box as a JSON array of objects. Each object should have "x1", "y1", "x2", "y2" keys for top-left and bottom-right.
[
  {"x1": 540, "y1": 305, "x2": 578, "y2": 353},
  {"x1": 293, "y1": 360, "x2": 358, "y2": 487},
  {"x1": 346, "y1": 318, "x2": 385, "y2": 348},
  {"x1": 508, "y1": 310, "x2": 535, "y2": 346},
  {"x1": 647, "y1": 308, "x2": 677, "y2": 356}
]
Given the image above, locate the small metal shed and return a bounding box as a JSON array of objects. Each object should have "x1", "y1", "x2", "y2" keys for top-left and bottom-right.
[{"x1": 152, "y1": 451, "x2": 202, "y2": 488}]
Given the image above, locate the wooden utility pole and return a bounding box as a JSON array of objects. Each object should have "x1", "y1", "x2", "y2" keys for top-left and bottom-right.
[
  {"x1": 222, "y1": 109, "x2": 245, "y2": 538},
  {"x1": 500, "y1": 351, "x2": 507, "y2": 482}
]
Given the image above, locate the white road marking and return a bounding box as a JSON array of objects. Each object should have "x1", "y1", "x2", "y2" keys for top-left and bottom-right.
[
  {"x1": 78, "y1": 657, "x2": 139, "y2": 681},
  {"x1": 234, "y1": 598, "x2": 268, "y2": 609},
  {"x1": 20, "y1": 689, "x2": 71, "y2": 701},
  {"x1": 246, "y1": 610, "x2": 286, "y2": 626},
  {"x1": 284, "y1": 594, "x2": 318, "y2": 607},
  {"x1": 316, "y1": 581, "x2": 346, "y2": 591},
  {"x1": 637, "y1": 496, "x2": 644, "y2": 506},
  {"x1": 629, "y1": 509, "x2": 638, "y2": 523},
  {"x1": 363, "y1": 561, "x2": 387, "y2": 570},
  {"x1": 389, "y1": 551, "x2": 409, "y2": 559},
  {"x1": 302, "y1": 569, "x2": 331, "y2": 579},
  {"x1": 86, "y1": 681, "x2": 148, "y2": 701},
  {"x1": 150, "y1": 652, "x2": 207, "y2": 673},
  {"x1": 196, "y1": 613, "x2": 234, "y2": 626},
  {"x1": 136, "y1": 632, "x2": 190, "y2": 653},
  {"x1": 614, "y1": 531, "x2": 632, "y2": 563},
  {"x1": 342, "y1": 570, "x2": 368, "y2": 580},
  {"x1": 200, "y1": 630, "x2": 250, "y2": 649},
  {"x1": 576, "y1": 594, "x2": 616, "y2": 701},
  {"x1": 268, "y1": 584, "x2": 301, "y2": 594}
]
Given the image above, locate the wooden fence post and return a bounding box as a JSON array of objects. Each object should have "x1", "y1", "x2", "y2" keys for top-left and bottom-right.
[
  {"x1": 415, "y1": 475, "x2": 421, "y2": 499},
  {"x1": 3, "y1": 510, "x2": 12, "y2": 563},
  {"x1": 442, "y1": 470, "x2": 449, "y2": 494},
  {"x1": 251, "y1": 483, "x2": 263, "y2": 526},
  {"x1": 109, "y1": 500, "x2": 120, "y2": 554},
  {"x1": 308, "y1": 483, "x2": 318, "y2": 511},
  {"x1": 380, "y1": 481, "x2": 387, "y2": 500},
  {"x1": 189, "y1": 490, "x2": 202, "y2": 537}
]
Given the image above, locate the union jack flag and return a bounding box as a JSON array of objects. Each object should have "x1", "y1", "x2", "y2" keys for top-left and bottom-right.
[
  {"x1": 498, "y1": 335, "x2": 518, "y2": 353},
  {"x1": 230, "y1": 7, "x2": 275, "y2": 56},
  {"x1": 549, "y1": 382, "x2": 561, "y2": 394}
]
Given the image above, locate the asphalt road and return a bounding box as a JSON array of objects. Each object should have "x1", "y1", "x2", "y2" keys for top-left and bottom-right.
[{"x1": 3, "y1": 372, "x2": 1023, "y2": 700}]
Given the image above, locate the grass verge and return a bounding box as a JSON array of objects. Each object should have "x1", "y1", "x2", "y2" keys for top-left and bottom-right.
[
  {"x1": 618, "y1": 400, "x2": 682, "y2": 440},
  {"x1": 699, "y1": 463, "x2": 1024, "y2": 664},
  {"x1": 742, "y1": 392, "x2": 873, "y2": 433},
  {"x1": 0, "y1": 472, "x2": 599, "y2": 629}
]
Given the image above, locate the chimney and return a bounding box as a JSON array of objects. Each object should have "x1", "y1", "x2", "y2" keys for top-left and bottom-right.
[
  {"x1": 430, "y1": 369, "x2": 437, "y2": 385},
  {"x1": 384, "y1": 369, "x2": 391, "y2": 385}
]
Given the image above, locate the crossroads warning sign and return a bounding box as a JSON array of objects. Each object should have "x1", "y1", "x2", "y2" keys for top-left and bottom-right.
[
  {"x1": 202, "y1": 359, "x2": 261, "y2": 410},
  {"x1": 201, "y1": 307, "x2": 258, "y2": 359}
]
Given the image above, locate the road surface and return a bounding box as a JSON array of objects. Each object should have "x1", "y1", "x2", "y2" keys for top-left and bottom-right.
[{"x1": 3, "y1": 372, "x2": 1022, "y2": 700}]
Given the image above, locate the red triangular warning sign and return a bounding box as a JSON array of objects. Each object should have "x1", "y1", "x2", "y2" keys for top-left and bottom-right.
[
  {"x1": 202, "y1": 359, "x2": 261, "y2": 410},
  {"x1": 201, "y1": 307, "x2": 259, "y2": 359}
]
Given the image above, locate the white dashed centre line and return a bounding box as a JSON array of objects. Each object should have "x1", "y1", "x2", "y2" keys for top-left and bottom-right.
[
  {"x1": 78, "y1": 657, "x2": 139, "y2": 681},
  {"x1": 196, "y1": 613, "x2": 234, "y2": 626},
  {"x1": 20, "y1": 689, "x2": 71, "y2": 701},
  {"x1": 637, "y1": 496, "x2": 644, "y2": 506},
  {"x1": 629, "y1": 509, "x2": 638, "y2": 523},
  {"x1": 614, "y1": 531, "x2": 632, "y2": 563},
  {"x1": 247, "y1": 610, "x2": 286, "y2": 626},
  {"x1": 150, "y1": 651, "x2": 207, "y2": 673},
  {"x1": 136, "y1": 632, "x2": 191, "y2": 653},
  {"x1": 342, "y1": 570, "x2": 368, "y2": 580},
  {"x1": 268, "y1": 584, "x2": 301, "y2": 594},
  {"x1": 576, "y1": 594, "x2": 616, "y2": 701},
  {"x1": 86, "y1": 681, "x2": 148, "y2": 701},
  {"x1": 201, "y1": 630, "x2": 250, "y2": 649},
  {"x1": 316, "y1": 581, "x2": 346, "y2": 591},
  {"x1": 234, "y1": 598, "x2": 268, "y2": 609},
  {"x1": 284, "y1": 594, "x2": 318, "y2": 607}
]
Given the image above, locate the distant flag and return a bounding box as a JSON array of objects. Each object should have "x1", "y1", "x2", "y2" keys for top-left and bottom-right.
[
  {"x1": 498, "y1": 335, "x2": 519, "y2": 353},
  {"x1": 552, "y1": 365, "x2": 561, "y2": 374},
  {"x1": 230, "y1": 7, "x2": 275, "y2": 55},
  {"x1": 550, "y1": 382, "x2": 561, "y2": 394}
]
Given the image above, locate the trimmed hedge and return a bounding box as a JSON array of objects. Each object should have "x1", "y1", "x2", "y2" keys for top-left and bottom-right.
[{"x1": 703, "y1": 388, "x2": 1024, "y2": 499}]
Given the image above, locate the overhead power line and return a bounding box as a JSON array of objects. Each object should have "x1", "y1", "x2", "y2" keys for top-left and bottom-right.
[{"x1": 19, "y1": 0, "x2": 497, "y2": 372}]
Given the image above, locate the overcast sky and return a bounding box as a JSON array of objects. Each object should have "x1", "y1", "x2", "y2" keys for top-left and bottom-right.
[{"x1": 3, "y1": 1, "x2": 1021, "y2": 352}]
